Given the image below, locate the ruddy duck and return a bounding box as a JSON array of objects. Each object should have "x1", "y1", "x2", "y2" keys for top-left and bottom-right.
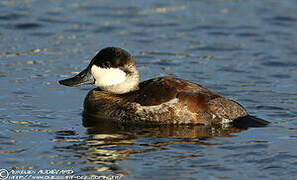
[{"x1": 59, "y1": 47, "x2": 269, "y2": 126}]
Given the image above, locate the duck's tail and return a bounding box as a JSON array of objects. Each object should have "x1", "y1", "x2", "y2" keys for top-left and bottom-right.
[{"x1": 232, "y1": 115, "x2": 270, "y2": 129}]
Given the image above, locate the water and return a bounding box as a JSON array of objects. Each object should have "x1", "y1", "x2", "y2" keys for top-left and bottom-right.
[{"x1": 0, "y1": 0, "x2": 296, "y2": 179}]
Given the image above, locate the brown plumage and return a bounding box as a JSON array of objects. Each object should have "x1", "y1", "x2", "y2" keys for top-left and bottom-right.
[{"x1": 83, "y1": 76, "x2": 248, "y2": 125}]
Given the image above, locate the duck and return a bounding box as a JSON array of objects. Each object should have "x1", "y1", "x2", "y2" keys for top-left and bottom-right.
[{"x1": 59, "y1": 47, "x2": 269, "y2": 126}]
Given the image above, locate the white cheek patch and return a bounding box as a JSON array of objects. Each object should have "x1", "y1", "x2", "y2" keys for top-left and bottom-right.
[{"x1": 91, "y1": 65, "x2": 126, "y2": 87}]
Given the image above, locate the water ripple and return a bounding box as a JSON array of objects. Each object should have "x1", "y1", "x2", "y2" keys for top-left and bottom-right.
[
  {"x1": 0, "y1": 13, "x2": 25, "y2": 20},
  {"x1": 13, "y1": 23, "x2": 44, "y2": 30}
]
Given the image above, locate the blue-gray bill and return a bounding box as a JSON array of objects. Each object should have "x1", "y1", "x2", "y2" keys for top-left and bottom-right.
[{"x1": 59, "y1": 68, "x2": 95, "y2": 87}]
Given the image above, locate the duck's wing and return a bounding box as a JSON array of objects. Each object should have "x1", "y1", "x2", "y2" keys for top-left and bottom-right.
[
  {"x1": 132, "y1": 76, "x2": 249, "y2": 125},
  {"x1": 133, "y1": 76, "x2": 219, "y2": 106}
]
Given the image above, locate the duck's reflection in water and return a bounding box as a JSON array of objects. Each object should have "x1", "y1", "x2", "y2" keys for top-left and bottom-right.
[
  {"x1": 54, "y1": 116, "x2": 247, "y2": 177},
  {"x1": 82, "y1": 115, "x2": 245, "y2": 139},
  {"x1": 93, "y1": 116, "x2": 249, "y2": 175}
]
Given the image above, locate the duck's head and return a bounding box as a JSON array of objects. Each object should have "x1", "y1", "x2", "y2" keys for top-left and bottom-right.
[{"x1": 59, "y1": 47, "x2": 139, "y2": 94}]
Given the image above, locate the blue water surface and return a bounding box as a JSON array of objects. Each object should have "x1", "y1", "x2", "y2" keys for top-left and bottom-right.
[{"x1": 0, "y1": 0, "x2": 296, "y2": 179}]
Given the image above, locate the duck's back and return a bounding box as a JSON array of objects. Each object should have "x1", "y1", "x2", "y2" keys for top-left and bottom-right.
[{"x1": 83, "y1": 76, "x2": 248, "y2": 125}]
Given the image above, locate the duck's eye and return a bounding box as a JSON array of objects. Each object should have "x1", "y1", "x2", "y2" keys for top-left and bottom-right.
[{"x1": 101, "y1": 62, "x2": 110, "y2": 68}]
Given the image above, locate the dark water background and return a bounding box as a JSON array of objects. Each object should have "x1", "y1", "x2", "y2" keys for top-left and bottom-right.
[{"x1": 0, "y1": 0, "x2": 297, "y2": 179}]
